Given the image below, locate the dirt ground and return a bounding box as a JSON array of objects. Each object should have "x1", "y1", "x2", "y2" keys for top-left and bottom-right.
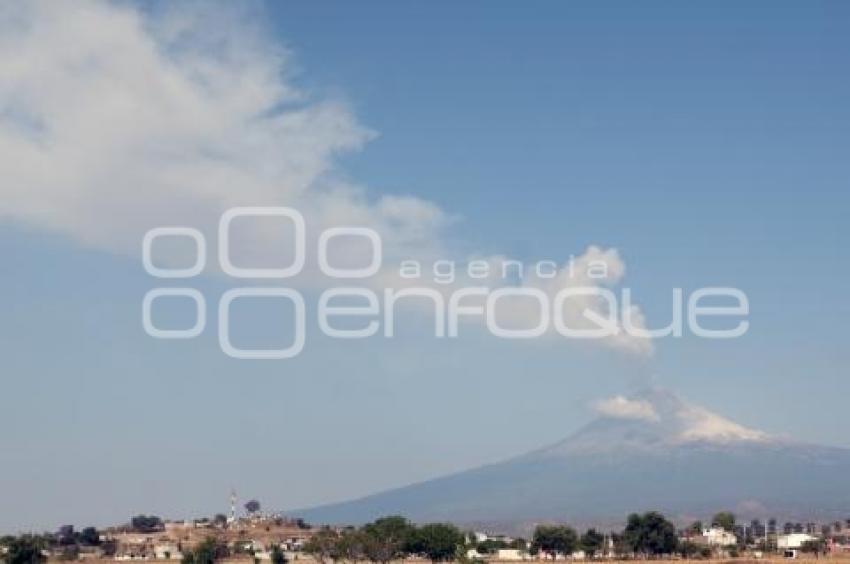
[{"x1": 68, "y1": 556, "x2": 850, "y2": 564}]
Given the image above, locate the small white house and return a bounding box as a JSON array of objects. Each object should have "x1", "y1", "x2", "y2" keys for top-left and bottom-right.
[
  {"x1": 778, "y1": 533, "x2": 816, "y2": 549},
  {"x1": 153, "y1": 544, "x2": 182, "y2": 560},
  {"x1": 703, "y1": 527, "x2": 737, "y2": 547}
]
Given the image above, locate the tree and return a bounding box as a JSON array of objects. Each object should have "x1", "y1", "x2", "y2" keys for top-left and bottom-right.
[
  {"x1": 580, "y1": 529, "x2": 604, "y2": 558},
  {"x1": 79, "y1": 527, "x2": 100, "y2": 547},
  {"x1": 678, "y1": 540, "x2": 702, "y2": 559},
  {"x1": 182, "y1": 538, "x2": 228, "y2": 564},
  {"x1": 130, "y1": 515, "x2": 163, "y2": 533},
  {"x1": 212, "y1": 514, "x2": 227, "y2": 527},
  {"x1": 801, "y1": 539, "x2": 827, "y2": 557},
  {"x1": 409, "y1": 523, "x2": 464, "y2": 563},
  {"x1": 509, "y1": 538, "x2": 528, "y2": 551},
  {"x1": 531, "y1": 525, "x2": 578, "y2": 560},
  {"x1": 361, "y1": 516, "x2": 415, "y2": 564},
  {"x1": 607, "y1": 533, "x2": 628, "y2": 558},
  {"x1": 688, "y1": 521, "x2": 703, "y2": 535},
  {"x1": 711, "y1": 512, "x2": 735, "y2": 532},
  {"x1": 623, "y1": 512, "x2": 678, "y2": 556},
  {"x1": 303, "y1": 528, "x2": 340, "y2": 564},
  {"x1": 476, "y1": 539, "x2": 508, "y2": 554},
  {"x1": 333, "y1": 528, "x2": 365, "y2": 564},
  {"x1": 4, "y1": 536, "x2": 47, "y2": 564},
  {"x1": 244, "y1": 500, "x2": 261, "y2": 514},
  {"x1": 57, "y1": 526, "x2": 75, "y2": 546},
  {"x1": 270, "y1": 546, "x2": 288, "y2": 564},
  {"x1": 100, "y1": 539, "x2": 118, "y2": 558}
]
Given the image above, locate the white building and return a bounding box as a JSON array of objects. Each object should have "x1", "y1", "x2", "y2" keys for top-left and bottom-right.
[
  {"x1": 702, "y1": 527, "x2": 737, "y2": 547},
  {"x1": 474, "y1": 532, "x2": 514, "y2": 544},
  {"x1": 777, "y1": 533, "x2": 816, "y2": 549},
  {"x1": 153, "y1": 543, "x2": 182, "y2": 560}
]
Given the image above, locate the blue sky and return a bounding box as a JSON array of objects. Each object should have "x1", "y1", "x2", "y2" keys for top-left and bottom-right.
[{"x1": 0, "y1": 0, "x2": 849, "y2": 532}]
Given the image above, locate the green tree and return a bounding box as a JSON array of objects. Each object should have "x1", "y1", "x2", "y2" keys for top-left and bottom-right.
[
  {"x1": 361, "y1": 516, "x2": 415, "y2": 564},
  {"x1": 409, "y1": 523, "x2": 464, "y2": 563},
  {"x1": 623, "y1": 512, "x2": 678, "y2": 556},
  {"x1": 678, "y1": 540, "x2": 702, "y2": 559},
  {"x1": 711, "y1": 512, "x2": 735, "y2": 532},
  {"x1": 332, "y1": 529, "x2": 365, "y2": 564},
  {"x1": 130, "y1": 515, "x2": 163, "y2": 533},
  {"x1": 270, "y1": 545, "x2": 288, "y2": 564},
  {"x1": 688, "y1": 521, "x2": 703, "y2": 535},
  {"x1": 608, "y1": 533, "x2": 629, "y2": 558},
  {"x1": 4, "y1": 536, "x2": 47, "y2": 564},
  {"x1": 303, "y1": 528, "x2": 340, "y2": 564},
  {"x1": 801, "y1": 539, "x2": 827, "y2": 557},
  {"x1": 509, "y1": 538, "x2": 528, "y2": 551},
  {"x1": 580, "y1": 529, "x2": 604, "y2": 558},
  {"x1": 476, "y1": 539, "x2": 508, "y2": 554},
  {"x1": 57, "y1": 526, "x2": 75, "y2": 546},
  {"x1": 531, "y1": 525, "x2": 578, "y2": 560},
  {"x1": 244, "y1": 500, "x2": 261, "y2": 514},
  {"x1": 79, "y1": 527, "x2": 100, "y2": 547},
  {"x1": 99, "y1": 539, "x2": 118, "y2": 558},
  {"x1": 182, "y1": 538, "x2": 228, "y2": 564}
]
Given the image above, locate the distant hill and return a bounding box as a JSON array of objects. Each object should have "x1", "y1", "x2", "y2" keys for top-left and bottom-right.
[{"x1": 291, "y1": 388, "x2": 850, "y2": 526}]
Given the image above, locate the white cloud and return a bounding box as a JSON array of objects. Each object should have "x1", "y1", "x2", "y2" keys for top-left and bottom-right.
[
  {"x1": 0, "y1": 0, "x2": 652, "y2": 355},
  {"x1": 593, "y1": 396, "x2": 660, "y2": 421},
  {"x1": 0, "y1": 1, "x2": 381, "y2": 252}
]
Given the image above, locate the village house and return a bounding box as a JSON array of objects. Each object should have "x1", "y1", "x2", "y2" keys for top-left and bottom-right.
[
  {"x1": 777, "y1": 533, "x2": 817, "y2": 558},
  {"x1": 153, "y1": 542, "x2": 183, "y2": 560},
  {"x1": 702, "y1": 526, "x2": 738, "y2": 547}
]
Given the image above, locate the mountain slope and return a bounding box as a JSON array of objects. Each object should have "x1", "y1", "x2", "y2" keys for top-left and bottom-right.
[{"x1": 292, "y1": 389, "x2": 850, "y2": 524}]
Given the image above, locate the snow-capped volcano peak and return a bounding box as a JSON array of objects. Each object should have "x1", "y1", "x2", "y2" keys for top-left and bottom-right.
[
  {"x1": 674, "y1": 402, "x2": 769, "y2": 443},
  {"x1": 630, "y1": 387, "x2": 769, "y2": 444},
  {"x1": 553, "y1": 388, "x2": 771, "y2": 454}
]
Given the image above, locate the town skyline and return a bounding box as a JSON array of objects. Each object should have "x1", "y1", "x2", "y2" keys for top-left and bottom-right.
[{"x1": 3, "y1": 506, "x2": 850, "y2": 562}]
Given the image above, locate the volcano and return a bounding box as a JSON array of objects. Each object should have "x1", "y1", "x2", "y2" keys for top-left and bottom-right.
[{"x1": 292, "y1": 388, "x2": 850, "y2": 525}]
